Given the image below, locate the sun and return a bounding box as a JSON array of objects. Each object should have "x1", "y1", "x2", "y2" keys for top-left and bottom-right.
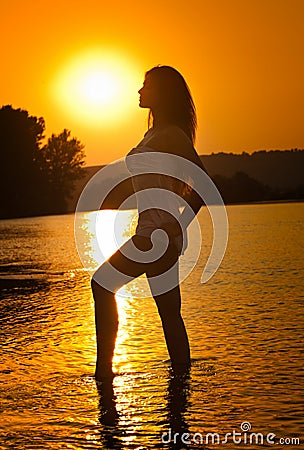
[
  {"x1": 52, "y1": 49, "x2": 141, "y2": 128},
  {"x1": 81, "y1": 72, "x2": 117, "y2": 105}
]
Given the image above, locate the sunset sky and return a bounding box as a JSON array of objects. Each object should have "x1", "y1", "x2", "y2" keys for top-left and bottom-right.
[{"x1": 1, "y1": 0, "x2": 303, "y2": 166}]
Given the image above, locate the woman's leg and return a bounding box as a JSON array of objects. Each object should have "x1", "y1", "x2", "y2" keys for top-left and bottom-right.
[
  {"x1": 154, "y1": 285, "x2": 191, "y2": 370},
  {"x1": 147, "y1": 246, "x2": 191, "y2": 370},
  {"x1": 91, "y1": 280, "x2": 118, "y2": 379},
  {"x1": 92, "y1": 236, "x2": 152, "y2": 380}
]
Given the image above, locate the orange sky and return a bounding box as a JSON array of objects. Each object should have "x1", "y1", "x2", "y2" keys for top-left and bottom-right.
[{"x1": 1, "y1": 0, "x2": 303, "y2": 166}]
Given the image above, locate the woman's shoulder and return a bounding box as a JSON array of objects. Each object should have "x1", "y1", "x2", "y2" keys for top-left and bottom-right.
[
  {"x1": 142, "y1": 125, "x2": 193, "y2": 154},
  {"x1": 158, "y1": 124, "x2": 190, "y2": 141}
]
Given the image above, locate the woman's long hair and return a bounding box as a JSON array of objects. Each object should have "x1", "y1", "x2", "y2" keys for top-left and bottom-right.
[{"x1": 146, "y1": 65, "x2": 197, "y2": 144}]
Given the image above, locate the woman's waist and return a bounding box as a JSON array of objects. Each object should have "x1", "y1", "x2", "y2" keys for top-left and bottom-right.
[
  {"x1": 136, "y1": 210, "x2": 186, "y2": 255},
  {"x1": 135, "y1": 224, "x2": 185, "y2": 256}
]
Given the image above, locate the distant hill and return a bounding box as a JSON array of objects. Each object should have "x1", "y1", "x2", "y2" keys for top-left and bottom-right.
[
  {"x1": 202, "y1": 149, "x2": 304, "y2": 190},
  {"x1": 68, "y1": 149, "x2": 304, "y2": 211}
]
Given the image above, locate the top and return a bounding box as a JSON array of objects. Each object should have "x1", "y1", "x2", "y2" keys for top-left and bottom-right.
[{"x1": 125, "y1": 125, "x2": 201, "y2": 254}]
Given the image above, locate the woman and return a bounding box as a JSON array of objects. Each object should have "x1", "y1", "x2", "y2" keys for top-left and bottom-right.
[{"x1": 92, "y1": 65, "x2": 206, "y2": 381}]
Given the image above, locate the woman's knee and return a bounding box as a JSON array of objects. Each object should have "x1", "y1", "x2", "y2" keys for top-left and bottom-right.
[
  {"x1": 91, "y1": 277, "x2": 102, "y2": 290},
  {"x1": 91, "y1": 277, "x2": 112, "y2": 297},
  {"x1": 91, "y1": 261, "x2": 124, "y2": 294}
]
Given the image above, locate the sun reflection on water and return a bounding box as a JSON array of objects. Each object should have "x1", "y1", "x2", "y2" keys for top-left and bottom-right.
[
  {"x1": 77, "y1": 209, "x2": 142, "y2": 370},
  {"x1": 77, "y1": 209, "x2": 137, "y2": 271},
  {"x1": 112, "y1": 294, "x2": 134, "y2": 373},
  {"x1": 95, "y1": 209, "x2": 137, "y2": 260}
]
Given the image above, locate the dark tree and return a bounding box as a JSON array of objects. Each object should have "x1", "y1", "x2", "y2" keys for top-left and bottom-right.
[
  {"x1": 0, "y1": 105, "x2": 46, "y2": 218},
  {"x1": 213, "y1": 171, "x2": 268, "y2": 203},
  {"x1": 0, "y1": 106, "x2": 86, "y2": 218},
  {"x1": 40, "y1": 129, "x2": 85, "y2": 213}
]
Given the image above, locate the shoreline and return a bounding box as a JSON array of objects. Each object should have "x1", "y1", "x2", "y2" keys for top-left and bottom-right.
[{"x1": 1, "y1": 198, "x2": 304, "y2": 221}]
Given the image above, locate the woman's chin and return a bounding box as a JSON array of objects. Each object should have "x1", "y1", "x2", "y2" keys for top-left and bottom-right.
[{"x1": 139, "y1": 101, "x2": 148, "y2": 108}]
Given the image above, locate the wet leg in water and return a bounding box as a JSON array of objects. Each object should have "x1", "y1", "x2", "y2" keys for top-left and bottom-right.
[{"x1": 91, "y1": 235, "x2": 190, "y2": 380}]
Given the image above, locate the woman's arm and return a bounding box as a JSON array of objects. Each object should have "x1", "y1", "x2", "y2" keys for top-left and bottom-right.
[{"x1": 161, "y1": 189, "x2": 204, "y2": 238}]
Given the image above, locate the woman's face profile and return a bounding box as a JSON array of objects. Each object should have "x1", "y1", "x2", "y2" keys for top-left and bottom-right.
[{"x1": 138, "y1": 74, "x2": 159, "y2": 109}]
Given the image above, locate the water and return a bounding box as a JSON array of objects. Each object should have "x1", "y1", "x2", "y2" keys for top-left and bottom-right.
[{"x1": 0, "y1": 203, "x2": 303, "y2": 449}]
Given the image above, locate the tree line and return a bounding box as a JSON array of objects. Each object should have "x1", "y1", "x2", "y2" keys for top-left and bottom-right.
[
  {"x1": 202, "y1": 149, "x2": 304, "y2": 191},
  {"x1": 0, "y1": 105, "x2": 85, "y2": 219},
  {"x1": 211, "y1": 171, "x2": 304, "y2": 203}
]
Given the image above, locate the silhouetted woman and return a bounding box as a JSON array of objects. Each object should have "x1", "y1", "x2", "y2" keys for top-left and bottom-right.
[{"x1": 91, "y1": 66, "x2": 206, "y2": 380}]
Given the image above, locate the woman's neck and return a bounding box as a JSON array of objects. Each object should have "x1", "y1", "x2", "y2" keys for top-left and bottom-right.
[{"x1": 151, "y1": 110, "x2": 170, "y2": 129}]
